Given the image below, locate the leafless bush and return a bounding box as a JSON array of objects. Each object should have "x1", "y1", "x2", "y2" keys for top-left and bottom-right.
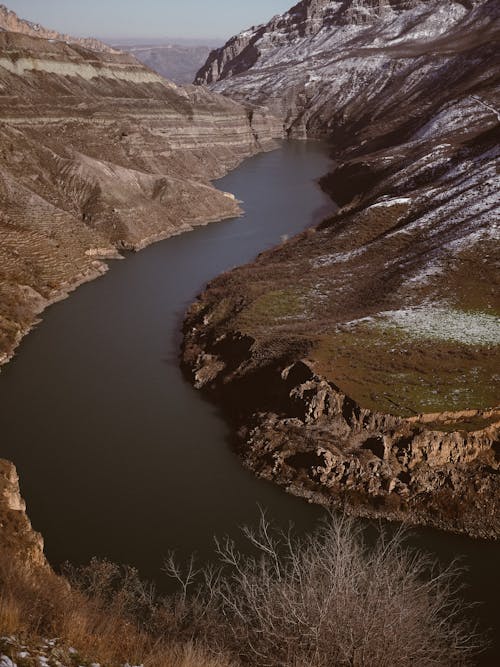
[
  {"x1": 0, "y1": 515, "x2": 484, "y2": 667},
  {"x1": 165, "y1": 514, "x2": 484, "y2": 667},
  {"x1": 63, "y1": 558, "x2": 158, "y2": 627}
]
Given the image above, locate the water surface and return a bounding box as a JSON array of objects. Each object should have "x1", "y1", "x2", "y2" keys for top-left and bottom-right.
[
  {"x1": 0, "y1": 141, "x2": 333, "y2": 572},
  {"x1": 0, "y1": 140, "x2": 498, "y2": 661}
]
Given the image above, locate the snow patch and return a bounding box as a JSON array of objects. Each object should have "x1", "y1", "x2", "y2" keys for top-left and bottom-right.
[
  {"x1": 369, "y1": 197, "x2": 412, "y2": 209},
  {"x1": 0, "y1": 658, "x2": 16, "y2": 667},
  {"x1": 377, "y1": 307, "x2": 500, "y2": 346},
  {"x1": 312, "y1": 246, "x2": 366, "y2": 268}
]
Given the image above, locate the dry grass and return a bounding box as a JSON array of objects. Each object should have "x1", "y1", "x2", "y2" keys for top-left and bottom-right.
[
  {"x1": 0, "y1": 557, "x2": 234, "y2": 667},
  {"x1": 0, "y1": 594, "x2": 22, "y2": 635},
  {"x1": 0, "y1": 515, "x2": 484, "y2": 667}
]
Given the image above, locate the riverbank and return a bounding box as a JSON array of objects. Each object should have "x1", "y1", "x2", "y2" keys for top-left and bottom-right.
[
  {"x1": 0, "y1": 141, "x2": 333, "y2": 577},
  {"x1": 0, "y1": 198, "x2": 258, "y2": 370},
  {"x1": 181, "y1": 135, "x2": 500, "y2": 541},
  {"x1": 0, "y1": 29, "x2": 283, "y2": 371}
]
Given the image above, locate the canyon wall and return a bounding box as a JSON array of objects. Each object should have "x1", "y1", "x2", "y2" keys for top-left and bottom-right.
[
  {"x1": 186, "y1": 0, "x2": 500, "y2": 535},
  {"x1": 0, "y1": 29, "x2": 283, "y2": 366}
]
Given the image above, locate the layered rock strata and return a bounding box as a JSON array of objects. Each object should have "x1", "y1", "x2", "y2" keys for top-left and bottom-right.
[
  {"x1": 185, "y1": 0, "x2": 500, "y2": 536},
  {"x1": 0, "y1": 28, "x2": 283, "y2": 366}
]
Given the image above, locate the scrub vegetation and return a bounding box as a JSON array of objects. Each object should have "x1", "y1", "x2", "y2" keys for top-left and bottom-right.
[{"x1": 0, "y1": 515, "x2": 484, "y2": 667}]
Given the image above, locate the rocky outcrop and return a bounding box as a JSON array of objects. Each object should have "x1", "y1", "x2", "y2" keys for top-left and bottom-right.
[
  {"x1": 183, "y1": 322, "x2": 500, "y2": 537},
  {"x1": 0, "y1": 24, "x2": 283, "y2": 366},
  {"x1": 0, "y1": 3, "x2": 116, "y2": 53},
  {"x1": 0, "y1": 459, "x2": 48, "y2": 571}
]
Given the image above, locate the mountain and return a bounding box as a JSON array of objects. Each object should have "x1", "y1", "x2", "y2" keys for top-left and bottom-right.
[
  {"x1": 185, "y1": 0, "x2": 500, "y2": 536},
  {"x1": 0, "y1": 3, "x2": 115, "y2": 53},
  {"x1": 197, "y1": 0, "x2": 499, "y2": 134},
  {"x1": 0, "y1": 19, "x2": 282, "y2": 367},
  {"x1": 117, "y1": 41, "x2": 217, "y2": 84}
]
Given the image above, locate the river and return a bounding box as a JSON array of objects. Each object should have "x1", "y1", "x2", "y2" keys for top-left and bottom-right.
[{"x1": 0, "y1": 140, "x2": 497, "y2": 662}]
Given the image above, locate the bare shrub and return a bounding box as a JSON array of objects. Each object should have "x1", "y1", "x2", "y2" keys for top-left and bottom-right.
[
  {"x1": 165, "y1": 514, "x2": 484, "y2": 667},
  {"x1": 0, "y1": 514, "x2": 484, "y2": 667}
]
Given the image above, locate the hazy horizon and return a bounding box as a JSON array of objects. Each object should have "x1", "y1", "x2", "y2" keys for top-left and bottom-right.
[{"x1": 4, "y1": 0, "x2": 293, "y2": 41}]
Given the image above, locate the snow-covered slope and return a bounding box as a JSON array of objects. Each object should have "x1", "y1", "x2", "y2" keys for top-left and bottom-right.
[
  {"x1": 197, "y1": 0, "x2": 499, "y2": 136},
  {"x1": 194, "y1": 0, "x2": 499, "y2": 338}
]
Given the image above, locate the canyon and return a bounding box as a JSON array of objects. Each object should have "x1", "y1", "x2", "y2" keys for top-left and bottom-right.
[
  {"x1": 0, "y1": 0, "x2": 497, "y2": 572},
  {"x1": 184, "y1": 0, "x2": 500, "y2": 537},
  {"x1": 0, "y1": 24, "x2": 282, "y2": 368},
  {"x1": 0, "y1": 1, "x2": 498, "y2": 661}
]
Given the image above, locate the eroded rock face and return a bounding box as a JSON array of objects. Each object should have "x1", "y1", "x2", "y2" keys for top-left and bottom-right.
[
  {"x1": 0, "y1": 27, "x2": 283, "y2": 366},
  {"x1": 0, "y1": 459, "x2": 48, "y2": 571},
  {"x1": 183, "y1": 324, "x2": 500, "y2": 536}
]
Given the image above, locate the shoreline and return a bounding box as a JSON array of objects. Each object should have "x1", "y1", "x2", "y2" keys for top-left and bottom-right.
[
  {"x1": 182, "y1": 333, "x2": 499, "y2": 540},
  {"x1": 0, "y1": 148, "x2": 273, "y2": 372}
]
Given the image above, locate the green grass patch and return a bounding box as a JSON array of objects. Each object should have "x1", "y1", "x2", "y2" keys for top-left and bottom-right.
[
  {"x1": 237, "y1": 288, "x2": 305, "y2": 330},
  {"x1": 310, "y1": 322, "x2": 499, "y2": 417}
]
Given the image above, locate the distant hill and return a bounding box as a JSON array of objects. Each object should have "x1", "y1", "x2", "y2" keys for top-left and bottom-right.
[{"x1": 115, "y1": 41, "x2": 221, "y2": 84}]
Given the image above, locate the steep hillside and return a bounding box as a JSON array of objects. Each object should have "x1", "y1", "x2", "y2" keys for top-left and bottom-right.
[
  {"x1": 197, "y1": 0, "x2": 499, "y2": 135},
  {"x1": 0, "y1": 28, "x2": 282, "y2": 366},
  {"x1": 185, "y1": 0, "x2": 500, "y2": 536}
]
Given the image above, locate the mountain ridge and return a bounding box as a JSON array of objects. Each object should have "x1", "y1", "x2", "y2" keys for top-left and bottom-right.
[
  {"x1": 196, "y1": 0, "x2": 498, "y2": 135},
  {"x1": 0, "y1": 3, "x2": 117, "y2": 53}
]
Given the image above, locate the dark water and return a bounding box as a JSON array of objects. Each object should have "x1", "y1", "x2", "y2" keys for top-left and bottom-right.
[
  {"x1": 0, "y1": 141, "x2": 332, "y2": 572},
  {"x1": 0, "y1": 140, "x2": 498, "y2": 662}
]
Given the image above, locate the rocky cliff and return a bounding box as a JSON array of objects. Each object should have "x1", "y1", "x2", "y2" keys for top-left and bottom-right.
[
  {"x1": 0, "y1": 459, "x2": 47, "y2": 571},
  {"x1": 185, "y1": 0, "x2": 500, "y2": 536},
  {"x1": 0, "y1": 22, "x2": 283, "y2": 366},
  {"x1": 196, "y1": 0, "x2": 498, "y2": 136}
]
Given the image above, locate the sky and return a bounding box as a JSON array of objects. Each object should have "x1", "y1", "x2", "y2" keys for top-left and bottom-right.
[{"x1": 5, "y1": 0, "x2": 294, "y2": 40}]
